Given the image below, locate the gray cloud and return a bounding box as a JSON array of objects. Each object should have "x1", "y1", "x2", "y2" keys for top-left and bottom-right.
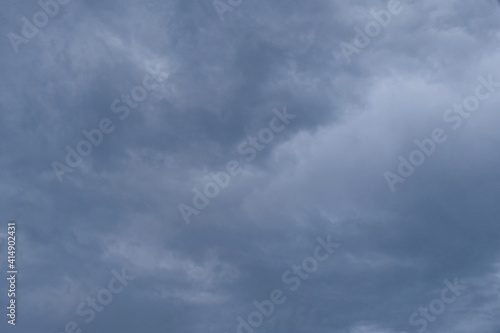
[{"x1": 1, "y1": 0, "x2": 500, "y2": 332}]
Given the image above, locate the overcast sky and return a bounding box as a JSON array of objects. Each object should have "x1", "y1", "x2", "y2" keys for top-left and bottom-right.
[{"x1": 1, "y1": 0, "x2": 500, "y2": 332}]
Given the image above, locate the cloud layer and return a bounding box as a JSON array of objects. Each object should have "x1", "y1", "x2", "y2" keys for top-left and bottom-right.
[{"x1": 1, "y1": 0, "x2": 500, "y2": 332}]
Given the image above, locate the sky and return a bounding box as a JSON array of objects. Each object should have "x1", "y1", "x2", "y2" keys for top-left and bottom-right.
[{"x1": 1, "y1": 0, "x2": 500, "y2": 332}]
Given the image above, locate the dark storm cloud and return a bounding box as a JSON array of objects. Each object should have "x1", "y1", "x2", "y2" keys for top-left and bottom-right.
[{"x1": 1, "y1": 0, "x2": 500, "y2": 332}]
